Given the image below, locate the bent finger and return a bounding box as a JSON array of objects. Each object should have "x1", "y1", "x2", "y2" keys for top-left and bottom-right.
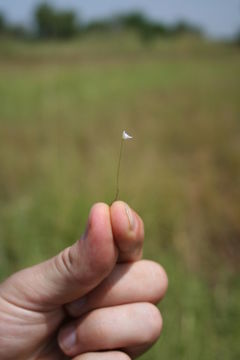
[
  {"x1": 66, "y1": 260, "x2": 168, "y2": 317},
  {"x1": 58, "y1": 303, "x2": 162, "y2": 358}
]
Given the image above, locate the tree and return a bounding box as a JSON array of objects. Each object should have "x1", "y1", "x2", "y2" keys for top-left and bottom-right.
[
  {"x1": 170, "y1": 21, "x2": 202, "y2": 37},
  {"x1": 35, "y1": 4, "x2": 55, "y2": 37},
  {"x1": 54, "y1": 11, "x2": 77, "y2": 38},
  {"x1": 117, "y1": 12, "x2": 148, "y2": 32},
  {"x1": 35, "y1": 3, "x2": 77, "y2": 39},
  {"x1": 116, "y1": 12, "x2": 169, "y2": 43},
  {"x1": 234, "y1": 29, "x2": 240, "y2": 46},
  {"x1": 0, "y1": 12, "x2": 6, "y2": 33}
]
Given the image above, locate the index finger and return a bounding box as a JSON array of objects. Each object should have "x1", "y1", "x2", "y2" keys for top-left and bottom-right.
[{"x1": 110, "y1": 201, "x2": 144, "y2": 262}]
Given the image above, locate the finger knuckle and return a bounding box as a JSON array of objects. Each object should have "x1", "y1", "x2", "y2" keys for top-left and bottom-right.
[{"x1": 55, "y1": 247, "x2": 76, "y2": 280}]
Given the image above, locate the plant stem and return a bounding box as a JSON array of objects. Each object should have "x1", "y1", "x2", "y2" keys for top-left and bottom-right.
[{"x1": 113, "y1": 137, "x2": 124, "y2": 202}]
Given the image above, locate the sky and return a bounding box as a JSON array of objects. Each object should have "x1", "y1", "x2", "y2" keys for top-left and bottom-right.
[{"x1": 0, "y1": 0, "x2": 239, "y2": 39}]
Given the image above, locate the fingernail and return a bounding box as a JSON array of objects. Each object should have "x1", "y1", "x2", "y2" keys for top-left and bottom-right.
[
  {"x1": 125, "y1": 204, "x2": 136, "y2": 231},
  {"x1": 59, "y1": 325, "x2": 77, "y2": 351}
]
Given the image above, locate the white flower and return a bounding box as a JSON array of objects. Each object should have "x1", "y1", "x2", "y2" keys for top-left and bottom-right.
[{"x1": 122, "y1": 130, "x2": 133, "y2": 140}]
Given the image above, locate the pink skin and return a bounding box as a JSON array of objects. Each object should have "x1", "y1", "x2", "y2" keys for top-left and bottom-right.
[{"x1": 0, "y1": 201, "x2": 168, "y2": 360}]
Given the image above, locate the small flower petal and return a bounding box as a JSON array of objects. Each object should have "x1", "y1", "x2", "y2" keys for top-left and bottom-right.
[{"x1": 122, "y1": 130, "x2": 133, "y2": 140}]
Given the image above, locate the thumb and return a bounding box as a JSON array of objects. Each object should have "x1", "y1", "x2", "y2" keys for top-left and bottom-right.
[{"x1": 0, "y1": 203, "x2": 118, "y2": 310}]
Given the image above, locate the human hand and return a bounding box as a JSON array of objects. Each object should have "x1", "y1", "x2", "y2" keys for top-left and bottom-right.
[{"x1": 0, "y1": 201, "x2": 168, "y2": 359}]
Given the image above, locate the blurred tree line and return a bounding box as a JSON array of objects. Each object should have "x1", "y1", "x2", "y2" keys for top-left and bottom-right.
[
  {"x1": 0, "y1": 3, "x2": 203, "y2": 42},
  {"x1": 35, "y1": 4, "x2": 77, "y2": 38}
]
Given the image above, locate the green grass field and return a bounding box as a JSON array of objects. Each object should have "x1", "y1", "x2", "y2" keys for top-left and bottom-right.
[{"x1": 0, "y1": 33, "x2": 240, "y2": 359}]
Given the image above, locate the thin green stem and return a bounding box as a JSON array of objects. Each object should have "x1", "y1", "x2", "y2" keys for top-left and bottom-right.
[{"x1": 113, "y1": 137, "x2": 124, "y2": 202}]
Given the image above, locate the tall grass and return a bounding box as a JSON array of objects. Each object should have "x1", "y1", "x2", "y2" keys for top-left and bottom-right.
[{"x1": 0, "y1": 33, "x2": 240, "y2": 359}]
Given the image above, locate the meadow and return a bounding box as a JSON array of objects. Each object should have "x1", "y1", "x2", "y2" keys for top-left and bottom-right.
[{"x1": 0, "y1": 32, "x2": 240, "y2": 359}]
